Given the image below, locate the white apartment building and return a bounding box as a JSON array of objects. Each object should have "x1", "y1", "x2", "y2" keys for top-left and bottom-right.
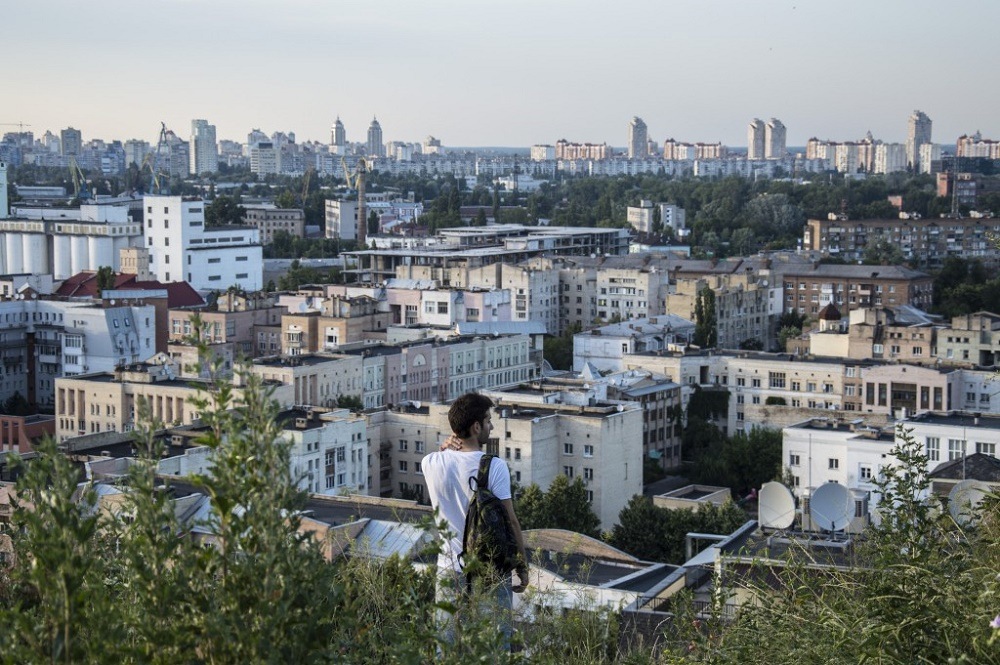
[
  {"x1": 874, "y1": 143, "x2": 907, "y2": 174},
  {"x1": 374, "y1": 399, "x2": 642, "y2": 530},
  {"x1": 280, "y1": 408, "x2": 368, "y2": 496},
  {"x1": 626, "y1": 200, "x2": 655, "y2": 233},
  {"x1": 143, "y1": 195, "x2": 262, "y2": 291},
  {"x1": 189, "y1": 119, "x2": 219, "y2": 175},
  {"x1": 573, "y1": 315, "x2": 696, "y2": 373},
  {"x1": 782, "y1": 411, "x2": 1000, "y2": 512},
  {"x1": 919, "y1": 143, "x2": 942, "y2": 174},
  {"x1": 530, "y1": 145, "x2": 556, "y2": 161},
  {"x1": 247, "y1": 353, "x2": 363, "y2": 408},
  {"x1": 765, "y1": 118, "x2": 787, "y2": 159},
  {"x1": 0, "y1": 298, "x2": 156, "y2": 412},
  {"x1": 325, "y1": 199, "x2": 359, "y2": 241},
  {"x1": 249, "y1": 142, "x2": 280, "y2": 175}
]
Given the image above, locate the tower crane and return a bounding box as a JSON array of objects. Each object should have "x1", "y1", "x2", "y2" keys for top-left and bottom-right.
[
  {"x1": 340, "y1": 156, "x2": 371, "y2": 245},
  {"x1": 68, "y1": 155, "x2": 92, "y2": 201},
  {"x1": 0, "y1": 122, "x2": 32, "y2": 132}
]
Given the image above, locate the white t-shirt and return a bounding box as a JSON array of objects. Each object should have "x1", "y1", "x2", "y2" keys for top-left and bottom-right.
[{"x1": 422, "y1": 449, "x2": 512, "y2": 573}]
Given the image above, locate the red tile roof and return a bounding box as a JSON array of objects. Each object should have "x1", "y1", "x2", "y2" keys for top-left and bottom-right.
[{"x1": 55, "y1": 272, "x2": 205, "y2": 308}]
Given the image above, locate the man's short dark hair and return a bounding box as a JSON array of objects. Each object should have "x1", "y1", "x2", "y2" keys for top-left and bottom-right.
[{"x1": 448, "y1": 393, "x2": 494, "y2": 438}]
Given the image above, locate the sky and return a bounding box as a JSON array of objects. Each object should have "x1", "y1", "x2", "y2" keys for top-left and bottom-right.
[{"x1": 4, "y1": 0, "x2": 999, "y2": 149}]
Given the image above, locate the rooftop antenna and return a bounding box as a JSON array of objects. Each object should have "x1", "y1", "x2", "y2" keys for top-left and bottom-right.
[{"x1": 758, "y1": 481, "x2": 796, "y2": 530}]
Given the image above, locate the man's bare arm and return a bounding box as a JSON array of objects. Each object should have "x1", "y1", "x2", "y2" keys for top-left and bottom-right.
[{"x1": 501, "y1": 498, "x2": 528, "y2": 593}]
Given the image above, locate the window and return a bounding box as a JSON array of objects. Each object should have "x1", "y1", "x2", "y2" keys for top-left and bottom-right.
[
  {"x1": 398, "y1": 460, "x2": 408, "y2": 473},
  {"x1": 789, "y1": 453, "x2": 800, "y2": 466},
  {"x1": 514, "y1": 448, "x2": 521, "y2": 461},
  {"x1": 926, "y1": 437, "x2": 940, "y2": 461},
  {"x1": 751, "y1": 378, "x2": 761, "y2": 388},
  {"x1": 859, "y1": 465, "x2": 873, "y2": 481},
  {"x1": 583, "y1": 467, "x2": 593, "y2": 480},
  {"x1": 584, "y1": 445, "x2": 594, "y2": 457},
  {"x1": 563, "y1": 466, "x2": 574, "y2": 478},
  {"x1": 828, "y1": 458, "x2": 840, "y2": 470},
  {"x1": 415, "y1": 441, "x2": 424, "y2": 454},
  {"x1": 976, "y1": 441, "x2": 996, "y2": 457},
  {"x1": 948, "y1": 439, "x2": 965, "y2": 461},
  {"x1": 563, "y1": 443, "x2": 573, "y2": 455},
  {"x1": 769, "y1": 372, "x2": 786, "y2": 389},
  {"x1": 415, "y1": 462, "x2": 422, "y2": 474},
  {"x1": 398, "y1": 440, "x2": 408, "y2": 452}
]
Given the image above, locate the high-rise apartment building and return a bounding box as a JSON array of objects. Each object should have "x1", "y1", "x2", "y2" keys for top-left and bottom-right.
[
  {"x1": 366, "y1": 117, "x2": 384, "y2": 157},
  {"x1": 189, "y1": 119, "x2": 219, "y2": 175},
  {"x1": 874, "y1": 143, "x2": 907, "y2": 174},
  {"x1": 906, "y1": 110, "x2": 932, "y2": 172},
  {"x1": 765, "y1": 118, "x2": 787, "y2": 159},
  {"x1": 747, "y1": 118, "x2": 766, "y2": 159},
  {"x1": 331, "y1": 117, "x2": 346, "y2": 154},
  {"x1": 61, "y1": 127, "x2": 82, "y2": 156},
  {"x1": 627, "y1": 117, "x2": 648, "y2": 159}
]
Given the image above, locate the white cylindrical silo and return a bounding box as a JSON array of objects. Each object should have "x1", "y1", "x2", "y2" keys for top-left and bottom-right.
[
  {"x1": 6, "y1": 233, "x2": 23, "y2": 274},
  {"x1": 89, "y1": 236, "x2": 113, "y2": 271},
  {"x1": 71, "y1": 235, "x2": 89, "y2": 274},
  {"x1": 23, "y1": 234, "x2": 48, "y2": 275},
  {"x1": 53, "y1": 235, "x2": 72, "y2": 280}
]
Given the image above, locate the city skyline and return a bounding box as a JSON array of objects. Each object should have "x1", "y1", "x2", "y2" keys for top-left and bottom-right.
[{"x1": 5, "y1": 0, "x2": 1000, "y2": 148}]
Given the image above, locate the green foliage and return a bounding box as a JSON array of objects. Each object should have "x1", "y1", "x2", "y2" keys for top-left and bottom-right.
[
  {"x1": 693, "y1": 286, "x2": 717, "y2": 348},
  {"x1": 607, "y1": 496, "x2": 747, "y2": 564},
  {"x1": 274, "y1": 191, "x2": 297, "y2": 209},
  {"x1": 689, "y1": 427, "x2": 783, "y2": 495},
  {"x1": 932, "y1": 255, "x2": 1000, "y2": 317},
  {"x1": 764, "y1": 396, "x2": 786, "y2": 406},
  {"x1": 0, "y1": 391, "x2": 31, "y2": 416},
  {"x1": 676, "y1": 425, "x2": 1000, "y2": 664},
  {"x1": 205, "y1": 194, "x2": 246, "y2": 226},
  {"x1": 264, "y1": 230, "x2": 345, "y2": 259},
  {"x1": 2, "y1": 436, "x2": 112, "y2": 663},
  {"x1": 336, "y1": 394, "x2": 364, "y2": 411},
  {"x1": 278, "y1": 259, "x2": 341, "y2": 290},
  {"x1": 543, "y1": 322, "x2": 581, "y2": 371},
  {"x1": 515, "y1": 475, "x2": 601, "y2": 538},
  {"x1": 862, "y1": 236, "x2": 906, "y2": 266},
  {"x1": 95, "y1": 265, "x2": 116, "y2": 296}
]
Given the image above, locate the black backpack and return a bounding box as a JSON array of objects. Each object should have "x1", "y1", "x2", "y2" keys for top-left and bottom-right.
[{"x1": 460, "y1": 454, "x2": 520, "y2": 577}]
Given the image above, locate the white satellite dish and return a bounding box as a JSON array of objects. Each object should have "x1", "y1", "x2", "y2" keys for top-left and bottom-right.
[
  {"x1": 758, "y1": 481, "x2": 796, "y2": 530},
  {"x1": 948, "y1": 479, "x2": 989, "y2": 526},
  {"x1": 810, "y1": 482, "x2": 853, "y2": 532}
]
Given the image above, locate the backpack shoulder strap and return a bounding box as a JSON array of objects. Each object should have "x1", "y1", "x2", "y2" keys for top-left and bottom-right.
[{"x1": 476, "y1": 453, "x2": 494, "y2": 490}]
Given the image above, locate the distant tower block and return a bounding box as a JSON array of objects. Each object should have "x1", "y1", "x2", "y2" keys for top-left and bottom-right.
[
  {"x1": 0, "y1": 161, "x2": 8, "y2": 219},
  {"x1": 120, "y1": 247, "x2": 152, "y2": 281}
]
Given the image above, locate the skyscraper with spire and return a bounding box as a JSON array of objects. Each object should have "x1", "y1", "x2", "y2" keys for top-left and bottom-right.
[
  {"x1": 367, "y1": 117, "x2": 384, "y2": 158},
  {"x1": 331, "y1": 117, "x2": 346, "y2": 155}
]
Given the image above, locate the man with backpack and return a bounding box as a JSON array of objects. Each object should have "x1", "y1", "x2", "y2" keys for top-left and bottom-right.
[{"x1": 423, "y1": 393, "x2": 529, "y2": 649}]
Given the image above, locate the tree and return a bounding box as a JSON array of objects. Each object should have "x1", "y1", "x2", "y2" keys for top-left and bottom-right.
[
  {"x1": 336, "y1": 394, "x2": 363, "y2": 411},
  {"x1": 95, "y1": 265, "x2": 116, "y2": 297},
  {"x1": 693, "y1": 286, "x2": 717, "y2": 348},
  {"x1": 608, "y1": 496, "x2": 746, "y2": 564},
  {"x1": 514, "y1": 476, "x2": 601, "y2": 538},
  {"x1": 862, "y1": 236, "x2": 906, "y2": 265},
  {"x1": 274, "y1": 191, "x2": 297, "y2": 209},
  {"x1": 205, "y1": 195, "x2": 245, "y2": 226},
  {"x1": 368, "y1": 209, "x2": 380, "y2": 236},
  {"x1": 543, "y1": 322, "x2": 580, "y2": 371}
]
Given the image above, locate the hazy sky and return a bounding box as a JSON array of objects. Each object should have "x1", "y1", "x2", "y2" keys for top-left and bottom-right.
[{"x1": 5, "y1": 0, "x2": 999, "y2": 148}]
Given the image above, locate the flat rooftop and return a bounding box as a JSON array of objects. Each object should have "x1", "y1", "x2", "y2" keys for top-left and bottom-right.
[{"x1": 908, "y1": 411, "x2": 1000, "y2": 429}]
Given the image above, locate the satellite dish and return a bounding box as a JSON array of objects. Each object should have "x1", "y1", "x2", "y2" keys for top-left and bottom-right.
[
  {"x1": 948, "y1": 480, "x2": 989, "y2": 526},
  {"x1": 758, "y1": 481, "x2": 796, "y2": 530},
  {"x1": 109, "y1": 299, "x2": 116, "y2": 305},
  {"x1": 810, "y1": 482, "x2": 853, "y2": 532}
]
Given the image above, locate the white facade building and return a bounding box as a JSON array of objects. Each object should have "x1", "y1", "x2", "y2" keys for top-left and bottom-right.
[
  {"x1": 282, "y1": 408, "x2": 369, "y2": 496},
  {"x1": 874, "y1": 143, "x2": 907, "y2": 174},
  {"x1": 189, "y1": 119, "x2": 219, "y2": 175},
  {"x1": 143, "y1": 195, "x2": 262, "y2": 291},
  {"x1": 765, "y1": 118, "x2": 787, "y2": 159}
]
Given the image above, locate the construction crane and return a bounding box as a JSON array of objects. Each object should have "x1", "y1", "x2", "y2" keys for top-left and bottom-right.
[
  {"x1": 0, "y1": 122, "x2": 32, "y2": 132},
  {"x1": 300, "y1": 166, "x2": 314, "y2": 206},
  {"x1": 341, "y1": 156, "x2": 371, "y2": 246},
  {"x1": 68, "y1": 155, "x2": 92, "y2": 201}
]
